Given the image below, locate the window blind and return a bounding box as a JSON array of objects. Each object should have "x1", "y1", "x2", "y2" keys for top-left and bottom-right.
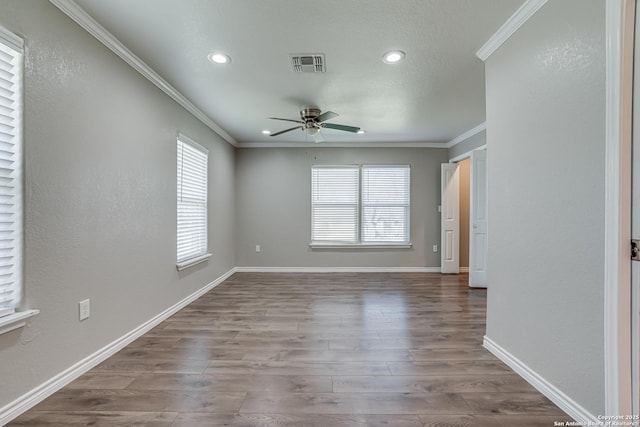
[
  {"x1": 361, "y1": 165, "x2": 410, "y2": 243},
  {"x1": 311, "y1": 165, "x2": 410, "y2": 245},
  {"x1": 177, "y1": 136, "x2": 208, "y2": 263},
  {"x1": 311, "y1": 166, "x2": 359, "y2": 243},
  {"x1": 0, "y1": 34, "x2": 23, "y2": 316}
]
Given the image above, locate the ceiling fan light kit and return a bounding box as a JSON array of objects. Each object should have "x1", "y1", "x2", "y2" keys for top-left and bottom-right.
[
  {"x1": 268, "y1": 108, "x2": 360, "y2": 143},
  {"x1": 267, "y1": 49, "x2": 404, "y2": 142}
]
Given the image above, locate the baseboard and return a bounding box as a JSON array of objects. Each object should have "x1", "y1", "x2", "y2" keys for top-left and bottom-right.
[
  {"x1": 460, "y1": 267, "x2": 469, "y2": 273},
  {"x1": 0, "y1": 267, "x2": 236, "y2": 426},
  {"x1": 483, "y1": 336, "x2": 598, "y2": 424},
  {"x1": 235, "y1": 266, "x2": 442, "y2": 273}
]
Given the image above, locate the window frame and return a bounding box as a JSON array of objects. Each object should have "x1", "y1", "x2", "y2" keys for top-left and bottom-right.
[
  {"x1": 310, "y1": 164, "x2": 412, "y2": 248},
  {"x1": 311, "y1": 165, "x2": 360, "y2": 245},
  {"x1": 0, "y1": 26, "x2": 38, "y2": 335},
  {"x1": 176, "y1": 133, "x2": 211, "y2": 270},
  {"x1": 0, "y1": 27, "x2": 24, "y2": 316},
  {"x1": 361, "y1": 165, "x2": 411, "y2": 244}
]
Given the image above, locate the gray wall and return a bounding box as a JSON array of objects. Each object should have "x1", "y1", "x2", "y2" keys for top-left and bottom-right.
[
  {"x1": 448, "y1": 130, "x2": 486, "y2": 160},
  {"x1": 0, "y1": 1, "x2": 236, "y2": 407},
  {"x1": 484, "y1": 0, "x2": 605, "y2": 415},
  {"x1": 235, "y1": 147, "x2": 447, "y2": 268}
]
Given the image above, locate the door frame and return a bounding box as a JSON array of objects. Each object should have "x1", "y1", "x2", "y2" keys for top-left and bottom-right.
[
  {"x1": 604, "y1": 0, "x2": 635, "y2": 417},
  {"x1": 447, "y1": 145, "x2": 487, "y2": 283}
]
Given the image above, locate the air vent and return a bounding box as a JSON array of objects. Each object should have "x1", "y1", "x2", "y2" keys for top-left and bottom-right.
[{"x1": 290, "y1": 54, "x2": 325, "y2": 73}]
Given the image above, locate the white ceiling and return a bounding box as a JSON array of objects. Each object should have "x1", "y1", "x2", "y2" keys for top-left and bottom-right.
[{"x1": 70, "y1": 0, "x2": 525, "y2": 146}]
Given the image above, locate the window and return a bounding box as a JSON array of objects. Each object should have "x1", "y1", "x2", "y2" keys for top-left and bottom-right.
[
  {"x1": 176, "y1": 134, "x2": 210, "y2": 269},
  {"x1": 361, "y1": 165, "x2": 410, "y2": 242},
  {"x1": 0, "y1": 29, "x2": 23, "y2": 318},
  {"x1": 311, "y1": 166, "x2": 359, "y2": 243},
  {"x1": 311, "y1": 165, "x2": 410, "y2": 246}
]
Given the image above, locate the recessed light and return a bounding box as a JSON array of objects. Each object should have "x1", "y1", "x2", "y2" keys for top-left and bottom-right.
[
  {"x1": 208, "y1": 52, "x2": 231, "y2": 64},
  {"x1": 382, "y1": 50, "x2": 405, "y2": 64},
  {"x1": 357, "y1": 130, "x2": 365, "y2": 134},
  {"x1": 261, "y1": 130, "x2": 271, "y2": 135}
]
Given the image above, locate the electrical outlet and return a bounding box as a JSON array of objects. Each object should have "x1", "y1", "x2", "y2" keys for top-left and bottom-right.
[
  {"x1": 255, "y1": 245, "x2": 261, "y2": 252},
  {"x1": 433, "y1": 244, "x2": 438, "y2": 252},
  {"x1": 79, "y1": 299, "x2": 90, "y2": 321}
]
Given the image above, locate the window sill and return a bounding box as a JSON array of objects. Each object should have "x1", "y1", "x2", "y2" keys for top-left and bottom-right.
[
  {"x1": 310, "y1": 242, "x2": 413, "y2": 249},
  {"x1": 0, "y1": 309, "x2": 40, "y2": 335},
  {"x1": 176, "y1": 253, "x2": 212, "y2": 271}
]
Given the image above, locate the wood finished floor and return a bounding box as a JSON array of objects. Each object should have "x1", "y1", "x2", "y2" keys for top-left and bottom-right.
[{"x1": 9, "y1": 273, "x2": 570, "y2": 426}]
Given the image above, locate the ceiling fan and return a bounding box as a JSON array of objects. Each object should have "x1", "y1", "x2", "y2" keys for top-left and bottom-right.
[{"x1": 269, "y1": 108, "x2": 360, "y2": 143}]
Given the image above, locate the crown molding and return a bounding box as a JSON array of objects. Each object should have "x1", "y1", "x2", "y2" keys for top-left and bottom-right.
[
  {"x1": 48, "y1": 0, "x2": 237, "y2": 147},
  {"x1": 476, "y1": 0, "x2": 548, "y2": 62},
  {"x1": 237, "y1": 141, "x2": 447, "y2": 149},
  {"x1": 448, "y1": 144, "x2": 487, "y2": 163},
  {"x1": 446, "y1": 122, "x2": 486, "y2": 149}
]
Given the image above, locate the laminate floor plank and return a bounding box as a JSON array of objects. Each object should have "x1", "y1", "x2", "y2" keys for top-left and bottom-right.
[
  {"x1": 127, "y1": 373, "x2": 333, "y2": 393},
  {"x1": 332, "y1": 374, "x2": 537, "y2": 393},
  {"x1": 223, "y1": 337, "x2": 331, "y2": 351},
  {"x1": 408, "y1": 348, "x2": 496, "y2": 361},
  {"x1": 270, "y1": 349, "x2": 415, "y2": 362},
  {"x1": 7, "y1": 411, "x2": 177, "y2": 426},
  {"x1": 8, "y1": 272, "x2": 570, "y2": 426},
  {"x1": 328, "y1": 336, "x2": 483, "y2": 351},
  {"x1": 203, "y1": 360, "x2": 393, "y2": 376},
  {"x1": 171, "y1": 413, "x2": 424, "y2": 426},
  {"x1": 387, "y1": 360, "x2": 514, "y2": 376},
  {"x1": 114, "y1": 346, "x2": 247, "y2": 361},
  {"x1": 30, "y1": 389, "x2": 245, "y2": 413},
  {"x1": 459, "y1": 392, "x2": 567, "y2": 416},
  {"x1": 65, "y1": 373, "x2": 139, "y2": 390},
  {"x1": 418, "y1": 414, "x2": 563, "y2": 427},
  {"x1": 92, "y1": 357, "x2": 211, "y2": 374},
  {"x1": 239, "y1": 391, "x2": 473, "y2": 415}
]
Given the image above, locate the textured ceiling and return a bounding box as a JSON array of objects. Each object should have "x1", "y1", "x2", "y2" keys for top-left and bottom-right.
[{"x1": 71, "y1": 0, "x2": 524, "y2": 145}]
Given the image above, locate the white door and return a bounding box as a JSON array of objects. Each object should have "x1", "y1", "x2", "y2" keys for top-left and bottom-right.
[
  {"x1": 441, "y1": 163, "x2": 459, "y2": 274},
  {"x1": 469, "y1": 149, "x2": 488, "y2": 288}
]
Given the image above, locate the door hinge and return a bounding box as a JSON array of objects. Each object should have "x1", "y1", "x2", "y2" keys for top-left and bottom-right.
[{"x1": 632, "y1": 239, "x2": 640, "y2": 261}]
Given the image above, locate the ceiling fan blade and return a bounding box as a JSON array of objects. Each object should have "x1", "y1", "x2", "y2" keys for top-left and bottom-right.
[
  {"x1": 316, "y1": 111, "x2": 339, "y2": 123},
  {"x1": 321, "y1": 123, "x2": 361, "y2": 133},
  {"x1": 269, "y1": 117, "x2": 304, "y2": 124},
  {"x1": 270, "y1": 126, "x2": 302, "y2": 136},
  {"x1": 313, "y1": 131, "x2": 324, "y2": 143}
]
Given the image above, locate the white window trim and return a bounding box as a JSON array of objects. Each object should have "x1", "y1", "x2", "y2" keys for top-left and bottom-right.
[
  {"x1": 0, "y1": 25, "x2": 23, "y2": 52},
  {"x1": 176, "y1": 253, "x2": 212, "y2": 271},
  {"x1": 0, "y1": 310, "x2": 39, "y2": 335},
  {"x1": 176, "y1": 133, "x2": 210, "y2": 270},
  {"x1": 310, "y1": 164, "x2": 412, "y2": 248},
  {"x1": 0, "y1": 26, "x2": 37, "y2": 335},
  {"x1": 310, "y1": 242, "x2": 413, "y2": 249}
]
